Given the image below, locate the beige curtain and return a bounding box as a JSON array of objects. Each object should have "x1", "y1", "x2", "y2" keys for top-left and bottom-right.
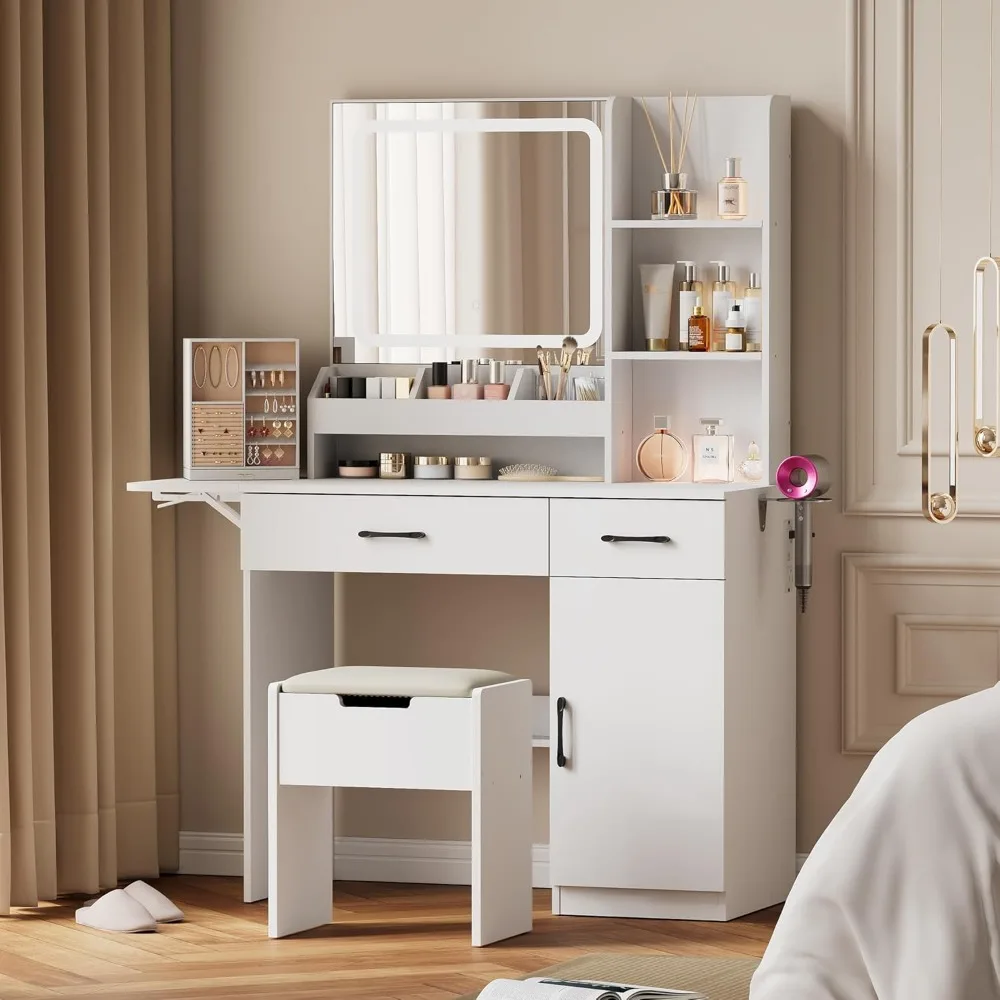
[{"x1": 0, "y1": 0, "x2": 178, "y2": 910}]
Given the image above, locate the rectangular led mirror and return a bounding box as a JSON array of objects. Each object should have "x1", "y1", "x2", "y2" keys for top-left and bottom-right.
[{"x1": 331, "y1": 100, "x2": 604, "y2": 359}]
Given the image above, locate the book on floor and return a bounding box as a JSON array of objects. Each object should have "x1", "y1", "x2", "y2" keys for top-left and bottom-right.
[{"x1": 476, "y1": 976, "x2": 706, "y2": 1000}]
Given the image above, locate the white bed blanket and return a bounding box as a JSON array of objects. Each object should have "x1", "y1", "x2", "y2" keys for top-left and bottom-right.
[{"x1": 751, "y1": 681, "x2": 1000, "y2": 1000}]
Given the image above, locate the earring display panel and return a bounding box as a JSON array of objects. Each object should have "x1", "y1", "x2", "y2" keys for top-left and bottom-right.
[{"x1": 183, "y1": 338, "x2": 300, "y2": 480}]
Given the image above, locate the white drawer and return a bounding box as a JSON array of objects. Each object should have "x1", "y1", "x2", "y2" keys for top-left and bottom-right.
[
  {"x1": 549, "y1": 499, "x2": 725, "y2": 580},
  {"x1": 242, "y1": 494, "x2": 549, "y2": 576}
]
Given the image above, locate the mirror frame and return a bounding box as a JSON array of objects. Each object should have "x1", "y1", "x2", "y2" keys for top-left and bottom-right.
[{"x1": 331, "y1": 111, "x2": 604, "y2": 350}]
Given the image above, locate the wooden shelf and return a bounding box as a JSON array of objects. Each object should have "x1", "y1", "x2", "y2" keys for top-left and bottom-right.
[
  {"x1": 611, "y1": 219, "x2": 763, "y2": 230},
  {"x1": 610, "y1": 351, "x2": 763, "y2": 361}
]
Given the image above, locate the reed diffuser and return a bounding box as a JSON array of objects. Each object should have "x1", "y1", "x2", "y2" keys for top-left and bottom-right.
[{"x1": 643, "y1": 93, "x2": 698, "y2": 220}]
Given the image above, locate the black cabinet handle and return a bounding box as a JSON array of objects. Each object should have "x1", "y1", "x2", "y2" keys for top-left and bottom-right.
[
  {"x1": 556, "y1": 696, "x2": 567, "y2": 768},
  {"x1": 358, "y1": 530, "x2": 427, "y2": 540},
  {"x1": 600, "y1": 534, "x2": 670, "y2": 544}
]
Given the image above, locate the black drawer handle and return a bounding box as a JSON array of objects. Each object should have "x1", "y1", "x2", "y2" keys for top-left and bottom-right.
[
  {"x1": 556, "y1": 696, "x2": 567, "y2": 768},
  {"x1": 600, "y1": 534, "x2": 671, "y2": 544},
  {"x1": 358, "y1": 530, "x2": 427, "y2": 540}
]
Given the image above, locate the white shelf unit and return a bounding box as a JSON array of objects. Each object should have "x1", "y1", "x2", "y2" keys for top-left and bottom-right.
[
  {"x1": 603, "y1": 95, "x2": 790, "y2": 485},
  {"x1": 315, "y1": 96, "x2": 788, "y2": 490}
]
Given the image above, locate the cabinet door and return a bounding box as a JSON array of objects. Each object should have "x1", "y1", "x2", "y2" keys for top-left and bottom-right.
[{"x1": 549, "y1": 577, "x2": 724, "y2": 893}]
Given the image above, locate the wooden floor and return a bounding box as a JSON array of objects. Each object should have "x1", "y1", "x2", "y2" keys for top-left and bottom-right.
[{"x1": 0, "y1": 877, "x2": 779, "y2": 999}]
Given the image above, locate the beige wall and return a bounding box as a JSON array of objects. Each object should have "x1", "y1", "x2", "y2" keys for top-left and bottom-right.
[{"x1": 171, "y1": 0, "x2": 852, "y2": 851}]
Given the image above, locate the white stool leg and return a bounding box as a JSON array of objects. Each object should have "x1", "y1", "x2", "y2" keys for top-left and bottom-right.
[
  {"x1": 471, "y1": 679, "x2": 533, "y2": 946},
  {"x1": 268, "y1": 683, "x2": 333, "y2": 938}
]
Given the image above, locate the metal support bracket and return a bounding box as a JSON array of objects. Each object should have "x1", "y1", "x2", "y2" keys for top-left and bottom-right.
[
  {"x1": 758, "y1": 494, "x2": 768, "y2": 532},
  {"x1": 153, "y1": 490, "x2": 241, "y2": 529}
]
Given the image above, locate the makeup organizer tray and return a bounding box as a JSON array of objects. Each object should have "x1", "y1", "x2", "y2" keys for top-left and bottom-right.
[{"x1": 183, "y1": 338, "x2": 300, "y2": 480}]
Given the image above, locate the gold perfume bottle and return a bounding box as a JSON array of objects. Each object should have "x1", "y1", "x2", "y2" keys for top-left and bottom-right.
[
  {"x1": 718, "y1": 157, "x2": 748, "y2": 220},
  {"x1": 710, "y1": 262, "x2": 735, "y2": 351},
  {"x1": 743, "y1": 272, "x2": 762, "y2": 351},
  {"x1": 687, "y1": 300, "x2": 710, "y2": 352},
  {"x1": 692, "y1": 418, "x2": 735, "y2": 484},
  {"x1": 636, "y1": 416, "x2": 688, "y2": 482}
]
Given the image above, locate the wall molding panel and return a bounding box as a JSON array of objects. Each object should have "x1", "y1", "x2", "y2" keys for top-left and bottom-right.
[
  {"x1": 843, "y1": 553, "x2": 1000, "y2": 752},
  {"x1": 844, "y1": 0, "x2": 1000, "y2": 515}
]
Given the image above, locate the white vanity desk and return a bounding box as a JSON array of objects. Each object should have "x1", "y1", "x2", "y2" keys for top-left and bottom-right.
[{"x1": 129, "y1": 474, "x2": 796, "y2": 922}]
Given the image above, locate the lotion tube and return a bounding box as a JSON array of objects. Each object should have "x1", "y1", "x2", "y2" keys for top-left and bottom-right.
[{"x1": 640, "y1": 263, "x2": 674, "y2": 351}]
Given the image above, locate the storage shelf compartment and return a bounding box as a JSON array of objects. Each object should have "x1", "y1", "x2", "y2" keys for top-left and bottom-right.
[
  {"x1": 610, "y1": 351, "x2": 762, "y2": 362},
  {"x1": 611, "y1": 219, "x2": 763, "y2": 230},
  {"x1": 308, "y1": 399, "x2": 607, "y2": 439}
]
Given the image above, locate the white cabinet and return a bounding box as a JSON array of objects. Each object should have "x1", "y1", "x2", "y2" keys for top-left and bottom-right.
[{"x1": 549, "y1": 577, "x2": 724, "y2": 893}]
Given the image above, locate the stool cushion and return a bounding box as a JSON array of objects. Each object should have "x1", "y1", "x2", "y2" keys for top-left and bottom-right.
[{"x1": 280, "y1": 666, "x2": 516, "y2": 699}]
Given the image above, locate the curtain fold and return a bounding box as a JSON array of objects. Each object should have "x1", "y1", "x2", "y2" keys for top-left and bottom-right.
[{"x1": 0, "y1": 0, "x2": 177, "y2": 911}]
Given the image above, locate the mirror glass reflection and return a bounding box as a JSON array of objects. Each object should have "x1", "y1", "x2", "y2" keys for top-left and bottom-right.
[{"x1": 332, "y1": 101, "x2": 598, "y2": 361}]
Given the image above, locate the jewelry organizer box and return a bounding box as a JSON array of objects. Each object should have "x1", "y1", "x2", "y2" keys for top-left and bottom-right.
[{"x1": 183, "y1": 338, "x2": 300, "y2": 480}]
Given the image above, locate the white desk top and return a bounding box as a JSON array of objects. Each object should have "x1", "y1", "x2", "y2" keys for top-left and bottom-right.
[{"x1": 128, "y1": 477, "x2": 768, "y2": 502}]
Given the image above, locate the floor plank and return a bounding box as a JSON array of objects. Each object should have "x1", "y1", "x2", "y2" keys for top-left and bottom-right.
[{"x1": 0, "y1": 878, "x2": 778, "y2": 1000}]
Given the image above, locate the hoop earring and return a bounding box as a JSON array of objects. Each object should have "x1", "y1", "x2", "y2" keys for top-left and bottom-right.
[
  {"x1": 193, "y1": 346, "x2": 208, "y2": 389},
  {"x1": 208, "y1": 345, "x2": 222, "y2": 388},
  {"x1": 225, "y1": 346, "x2": 239, "y2": 388}
]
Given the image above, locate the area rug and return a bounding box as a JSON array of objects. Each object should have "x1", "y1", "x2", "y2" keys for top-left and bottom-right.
[{"x1": 457, "y1": 953, "x2": 759, "y2": 1000}]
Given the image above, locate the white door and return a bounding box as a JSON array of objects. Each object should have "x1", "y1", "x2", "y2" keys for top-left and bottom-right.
[{"x1": 549, "y1": 576, "x2": 725, "y2": 893}]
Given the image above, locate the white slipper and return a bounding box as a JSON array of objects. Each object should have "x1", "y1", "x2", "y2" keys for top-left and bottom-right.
[
  {"x1": 123, "y1": 880, "x2": 184, "y2": 923},
  {"x1": 75, "y1": 889, "x2": 157, "y2": 933}
]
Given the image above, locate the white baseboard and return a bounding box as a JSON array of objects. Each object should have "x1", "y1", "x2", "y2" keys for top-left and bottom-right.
[
  {"x1": 178, "y1": 832, "x2": 245, "y2": 877},
  {"x1": 179, "y1": 832, "x2": 551, "y2": 888}
]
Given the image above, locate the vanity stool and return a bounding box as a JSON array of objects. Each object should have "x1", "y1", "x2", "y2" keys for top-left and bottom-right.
[{"x1": 267, "y1": 665, "x2": 533, "y2": 944}]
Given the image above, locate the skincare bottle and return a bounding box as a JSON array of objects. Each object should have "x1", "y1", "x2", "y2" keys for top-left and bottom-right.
[
  {"x1": 452, "y1": 359, "x2": 484, "y2": 400},
  {"x1": 718, "y1": 157, "x2": 748, "y2": 220},
  {"x1": 427, "y1": 361, "x2": 451, "y2": 399},
  {"x1": 687, "y1": 299, "x2": 710, "y2": 352},
  {"x1": 635, "y1": 416, "x2": 689, "y2": 482},
  {"x1": 710, "y1": 261, "x2": 735, "y2": 351},
  {"x1": 677, "y1": 261, "x2": 702, "y2": 351},
  {"x1": 640, "y1": 263, "x2": 674, "y2": 351},
  {"x1": 484, "y1": 359, "x2": 510, "y2": 400},
  {"x1": 743, "y1": 272, "x2": 762, "y2": 352},
  {"x1": 692, "y1": 418, "x2": 735, "y2": 484},
  {"x1": 725, "y1": 302, "x2": 746, "y2": 353}
]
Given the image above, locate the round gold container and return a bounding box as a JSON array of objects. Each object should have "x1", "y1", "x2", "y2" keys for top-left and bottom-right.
[
  {"x1": 454, "y1": 456, "x2": 492, "y2": 480},
  {"x1": 413, "y1": 456, "x2": 453, "y2": 480}
]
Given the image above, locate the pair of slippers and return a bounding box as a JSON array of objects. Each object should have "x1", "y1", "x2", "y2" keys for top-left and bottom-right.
[{"x1": 75, "y1": 880, "x2": 184, "y2": 933}]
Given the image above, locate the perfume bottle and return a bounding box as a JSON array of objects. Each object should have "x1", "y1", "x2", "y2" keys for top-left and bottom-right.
[
  {"x1": 636, "y1": 416, "x2": 688, "y2": 482},
  {"x1": 718, "y1": 157, "x2": 748, "y2": 220},
  {"x1": 743, "y1": 272, "x2": 762, "y2": 352},
  {"x1": 739, "y1": 440, "x2": 764, "y2": 481},
  {"x1": 677, "y1": 261, "x2": 702, "y2": 351},
  {"x1": 725, "y1": 302, "x2": 746, "y2": 353},
  {"x1": 692, "y1": 418, "x2": 735, "y2": 484},
  {"x1": 687, "y1": 299, "x2": 710, "y2": 352}
]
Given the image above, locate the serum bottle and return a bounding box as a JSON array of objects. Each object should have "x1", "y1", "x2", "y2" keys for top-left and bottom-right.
[
  {"x1": 687, "y1": 299, "x2": 710, "y2": 352},
  {"x1": 710, "y1": 262, "x2": 735, "y2": 351},
  {"x1": 718, "y1": 157, "x2": 748, "y2": 220},
  {"x1": 692, "y1": 418, "x2": 735, "y2": 484},
  {"x1": 725, "y1": 302, "x2": 746, "y2": 353}
]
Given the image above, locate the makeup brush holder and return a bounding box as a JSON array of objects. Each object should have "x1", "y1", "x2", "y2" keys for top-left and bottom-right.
[{"x1": 651, "y1": 172, "x2": 697, "y2": 220}]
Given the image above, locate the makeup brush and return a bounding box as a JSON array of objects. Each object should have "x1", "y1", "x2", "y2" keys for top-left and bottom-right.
[
  {"x1": 536, "y1": 345, "x2": 551, "y2": 401},
  {"x1": 556, "y1": 336, "x2": 577, "y2": 401}
]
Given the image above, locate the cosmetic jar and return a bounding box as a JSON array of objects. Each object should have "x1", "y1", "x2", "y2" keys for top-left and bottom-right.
[
  {"x1": 454, "y1": 456, "x2": 492, "y2": 480},
  {"x1": 338, "y1": 460, "x2": 378, "y2": 479},
  {"x1": 379, "y1": 452, "x2": 410, "y2": 479},
  {"x1": 427, "y1": 361, "x2": 451, "y2": 399},
  {"x1": 413, "y1": 456, "x2": 453, "y2": 480},
  {"x1": 453, "y1": 359, "x2": 484, "y2": 400},
  {"x1": 484, "y1": 359, "x2": 510, "y2": 400}
]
